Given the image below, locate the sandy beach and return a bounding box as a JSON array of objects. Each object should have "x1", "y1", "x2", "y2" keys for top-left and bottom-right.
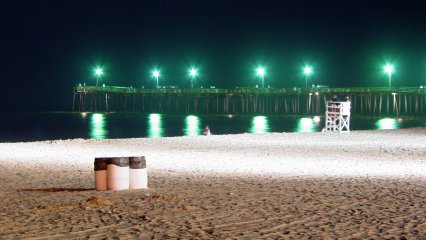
[{"x1": 0, "y1": 128, "x2": 425, "y2": 239}]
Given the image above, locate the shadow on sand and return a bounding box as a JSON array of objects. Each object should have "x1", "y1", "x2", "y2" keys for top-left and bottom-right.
[{"x1": 19, "y1": 188, "x2": 95, "y2": 192}]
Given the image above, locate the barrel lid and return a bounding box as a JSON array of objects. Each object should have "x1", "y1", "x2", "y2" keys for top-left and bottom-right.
[
  {"x1": 107, "y1": 157, "x2": 129, "y2": 167},
  {"x1": 129, "y1": 156, "x2": 146, "y2": 169},
  {"x1": 94, "y1": 158, "x2": 108, "y2": 171}
]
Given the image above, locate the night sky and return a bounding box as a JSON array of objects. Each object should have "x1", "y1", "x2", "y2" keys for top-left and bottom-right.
[{"x1": 1, "y1": 0, "x2": 426, "y2": 111}]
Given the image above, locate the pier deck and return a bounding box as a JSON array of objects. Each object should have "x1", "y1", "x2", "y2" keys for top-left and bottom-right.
[{"x1": 73, "y1": 86, "x2": 426, "y2": 116}]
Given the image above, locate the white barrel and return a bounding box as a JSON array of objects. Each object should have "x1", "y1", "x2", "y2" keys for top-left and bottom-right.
[
  {"x1": 107, "y1": 157, "x2": 129, "y2": 191},
  {"x1": 129, "y1": 156, "x2": 148, "y2": 189},
  {"x1": 94, "y1": 158, "x2": 108, "y2": 191}
]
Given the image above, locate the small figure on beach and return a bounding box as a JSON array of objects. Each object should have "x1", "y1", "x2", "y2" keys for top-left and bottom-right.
[
  {"x1": 203, "y1": 125, "x2": 211, "y2": 136},
  {"x1": 345, "y1": 95, "x2": 350, "y2": 102}
]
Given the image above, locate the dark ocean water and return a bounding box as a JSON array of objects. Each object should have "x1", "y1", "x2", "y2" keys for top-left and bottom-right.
[{"x1": 0, "y1": 112, "x2": 425, "y2": 142}]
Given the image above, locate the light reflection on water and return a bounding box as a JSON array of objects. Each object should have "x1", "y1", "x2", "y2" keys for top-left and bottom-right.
[
  {"x1": 1, "y1": 112, "x2": 423, "y2": 142},
  {"x1": 184, "y1": 115, "x2": 201, "y2": 136},
  {"x1": 147, "y1": 113, "x2": 164, "y2": 138},
  {"x1": 249, "y1": 116, "x2": 270, "y2": 134},
  {"x1": 375, "y1": 118, "x2": 398, "y2": 130},
  {"x1": 80, "y1": 113, "x2": 424, "y2": 139},
  {"x1": 89, "y1": 113, "x2": 108, "y2": 139},
  {"x1": 295, "y1": 117, "x2": 316, "y2": 132}
]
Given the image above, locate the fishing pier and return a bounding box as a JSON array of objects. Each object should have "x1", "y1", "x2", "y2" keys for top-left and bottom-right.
[{"x1": 73, "y1": 86, "x2": 426, "y2": 116}]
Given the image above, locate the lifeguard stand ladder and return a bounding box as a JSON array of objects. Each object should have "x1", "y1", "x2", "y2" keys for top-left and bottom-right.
[{"x1": 325, "y1": 101, "x2": 351, "y2": 132}]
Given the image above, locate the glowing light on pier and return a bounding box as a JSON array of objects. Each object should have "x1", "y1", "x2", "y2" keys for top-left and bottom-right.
[
  {"x1": 384, "y1": 64, "x2": 394, "y2": 88},
  {"x1": 189, "y1": 68, "x2": 197, "y2": 77},
  {"x1": 95, "y1": 68, "x2": 103, "y2": 76},
  {"x1": 148, "y1": 113, "x2": 164, "y2": 138},
  {"x1": 256, "y1": 67, "x2": 266, "y2": 88},
  {"x1": 152, "y1": 69, "x2": 160, "y2": 88},
  {"x1": 303, "y1": 65, "x2": 313, "y2": 88},
  {"x1": 250, "y1": 116, "x2": 269, "y2": 134},
  {"x1": 184, "y1": 115, "x2": 201, "y2": 136},
  {"x1": 188, "y1": 67, "x2": 198, "y2": 88},
  {"x1": 94, "y1": 67, "x2": 103, "y2": 87},
  {"x1": 90, "y1": 113, "x2": 107, "y2": 139}
]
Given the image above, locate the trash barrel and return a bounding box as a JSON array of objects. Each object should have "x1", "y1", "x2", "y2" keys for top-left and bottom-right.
[
  {"x1": 94, "y1": 157, "x2": 108, "y2": 191},
  {"x1": 129, "y1": 156, "x2": 148, "y2": 189},
  {"x1": 107, "y1": 157, "x2": 129, "y2": 191}
]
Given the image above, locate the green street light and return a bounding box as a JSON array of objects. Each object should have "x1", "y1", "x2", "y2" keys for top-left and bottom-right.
[
  {"x1": 256, "y1": 67, "x2": 265, "y2": 88},
  {"x1": 94, "y1": 67, "x2": 103, "y2": 87},
  {"x1": 384, "y1": 64, "x2": 394, "y2": 88},
  {"x1": 189, "y1": 68, "x2": 198, "y2": 88},
  {"x1": 152, "y1": 69, "x2": 160, "y2": 88},
  {"x1": 303, "y1": 66, "x2": 313, "y2": 88}
]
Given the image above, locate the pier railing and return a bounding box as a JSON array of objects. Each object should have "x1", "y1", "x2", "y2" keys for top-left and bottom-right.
[{"x1": 74, "y1": 85, "x2": 426, "y2": 95}]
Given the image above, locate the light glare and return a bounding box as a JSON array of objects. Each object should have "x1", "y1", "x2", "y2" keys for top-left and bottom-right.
[
  {"x1": 256, "y1": 67, "x2": 265, "y2": 77},
  {"x1": 384, "y1": 64, "x2": 394, "y2": 75},
  {"x1": 153, "y1": 70, "x2": 160, "y2": 78},
  {"x1": 303, "y1": 66, "x2": 312, "y2": 76},
  {"x1": 313, "y1": 116, "x2": 321, "y2": 123},
  {"x1": 189, "y1": 68, "x2": 198, "y2": 77},
  {"x1": 95, "y1": 67, "x2": 103, "y2": 76}
]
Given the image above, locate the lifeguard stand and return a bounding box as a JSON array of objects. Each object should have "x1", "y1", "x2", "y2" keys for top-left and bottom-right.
[{"x1": 325, "y1": 101, "x2": 351, "y2": 132}]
